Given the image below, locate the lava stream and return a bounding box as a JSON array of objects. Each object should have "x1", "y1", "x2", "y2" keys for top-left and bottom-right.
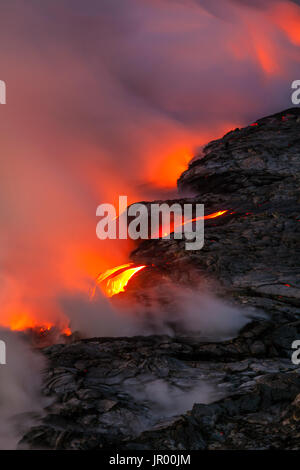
[{"x1": 157, "y1": 209, "x2": 228, "y2": 238}]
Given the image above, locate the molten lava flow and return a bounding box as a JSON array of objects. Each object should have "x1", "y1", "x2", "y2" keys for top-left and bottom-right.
[
  {"x1": 93, "y1": 264, "x2": 147, "y2": 298},
  {"x1": 157, "y1": 210, "x2": 228, "y2": 238},
  {"x1": 96, "y1": 263, "x2": 133, "y2": 284},
  {"x1": 105, "y1": 266, "x2": 146, "y2": 297},
  {"x1": 201, "y1": 210, "x2": 228, "y2": 220},
  {"x1": 9, "y1": 316, "x2": 53, "y2": 333}
]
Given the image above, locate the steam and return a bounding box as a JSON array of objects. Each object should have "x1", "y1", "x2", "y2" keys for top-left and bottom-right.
[
  {"x1": 0, "y1": 0, "x2": 299, "y2": 328},
  {"x1": 130, "y1": 286, "x2": 257, "y2": 340},
  {"x1": 125, "y1": 378, "x2": 220, "y2": 420},
  {"x1": 61, "y1": 283, "x2": 258, "y2": 340},
  {"x1": 0, "y1": 329, "x2": 45, "y2": 449}
]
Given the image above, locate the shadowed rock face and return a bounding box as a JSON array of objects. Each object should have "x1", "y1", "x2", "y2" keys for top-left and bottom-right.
[{"x1": 20, "y1": 109, "x2": 300, "y2": 450}]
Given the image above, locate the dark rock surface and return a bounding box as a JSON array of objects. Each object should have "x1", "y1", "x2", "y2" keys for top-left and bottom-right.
[{"x1": 20, "y1": 108, "x2": 300, "y2": 449}]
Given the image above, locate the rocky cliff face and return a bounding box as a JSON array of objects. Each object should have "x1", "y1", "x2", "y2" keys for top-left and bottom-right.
[
  {"x1": 132, "y1": 107, "x2": 300, "y2": 319},
  {"x1": 21, "y1": 108, "x2": 300, "y2": 450}
]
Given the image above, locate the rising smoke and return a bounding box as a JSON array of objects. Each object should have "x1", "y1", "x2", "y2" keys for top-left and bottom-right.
[
  {"x1": 61, "y1": 281, "x2": 259, "y2": 340},
  {"x1": 0, "y1": 0, "x2": 299, "y2": 330},
  {"x1": 0, "y1": 329, "x2": 46, "y2": 449}
]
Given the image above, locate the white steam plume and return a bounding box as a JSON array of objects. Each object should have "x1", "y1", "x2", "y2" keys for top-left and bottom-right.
[{"x1": 0, "y1": 329, "x2": 46, "y2": 449}]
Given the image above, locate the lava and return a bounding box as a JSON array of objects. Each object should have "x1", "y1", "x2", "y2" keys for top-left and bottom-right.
[
  {"x1": 9, "y1": 318, "x2": 71, "y2": 337},
  {"x1": 93, "y1": 264, "x2": 147, "y2": 298},
  {"x1": 96, "y1": 263, "x2": 133, "y2": 285}
]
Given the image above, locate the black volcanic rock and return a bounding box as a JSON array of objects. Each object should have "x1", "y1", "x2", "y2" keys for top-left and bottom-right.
[
  {"x1": 20, "y1": 109, "x2": 300, "y2": 450},
  {"x1": 178, "y1": 107, "x2": 300, "y2": 196},
  {"x1": 131, "y1": 108, "x2": 300, "y2": 324},
  {"x1": 19, "y1": 335, "x2": 299, "y2": 450}
]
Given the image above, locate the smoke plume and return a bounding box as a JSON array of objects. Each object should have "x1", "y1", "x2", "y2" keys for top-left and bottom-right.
[{"x1": 61, "y1": 282, "x2": 259, "y2": 340}]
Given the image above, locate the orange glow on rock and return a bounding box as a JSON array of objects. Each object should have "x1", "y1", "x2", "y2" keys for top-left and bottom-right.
[{"x1": 9, "y1": 316, "x2": 53, "y2": 333}]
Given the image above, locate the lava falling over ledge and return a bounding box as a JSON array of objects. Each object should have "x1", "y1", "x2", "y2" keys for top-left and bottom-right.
[
  {"x1": 92, "y1": 209, "x2": 229, "y2": 298},
  {"x1": 92, "y1": 264, "x2": 147, "y2": 298}
]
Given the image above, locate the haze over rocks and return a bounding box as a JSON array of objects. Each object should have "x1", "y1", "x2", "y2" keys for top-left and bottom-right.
[{"x1": 20, "y1": 108, "x2": 300, "y2": 450}]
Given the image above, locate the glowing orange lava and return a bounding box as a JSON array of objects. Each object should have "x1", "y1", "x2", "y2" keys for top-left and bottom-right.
[
  {"x1": 9, "y1": 317, "x2": 53, "y2": 333},
  {"x1": 156, "y1": 210, "x2": 228, "y2": 238},
  {"x1": 93, "y1": 263, "x2": 147, "y2": 298}
]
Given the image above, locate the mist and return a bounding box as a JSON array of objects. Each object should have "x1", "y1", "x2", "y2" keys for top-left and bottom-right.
[
  {"x1": 0, "y1": 0, "x2": 299, "y2": 329},
  {"x1": 61, "y1": 281, "x2": 259, "y2": 340},
  {"x1": 129, "y1": 286, "x2": 258, "y2": 340}
]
